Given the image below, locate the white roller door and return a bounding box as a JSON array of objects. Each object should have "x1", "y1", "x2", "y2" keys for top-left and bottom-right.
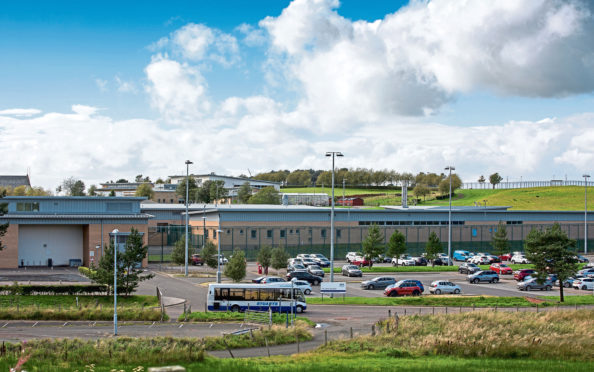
[{"x1": 18, "y1": 225, "x2": 83, "y2": 266}]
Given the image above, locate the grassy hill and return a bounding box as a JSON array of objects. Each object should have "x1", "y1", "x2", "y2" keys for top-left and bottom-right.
[{"x1": 281, "y1": 186, "x2": 592, "y2": 210}]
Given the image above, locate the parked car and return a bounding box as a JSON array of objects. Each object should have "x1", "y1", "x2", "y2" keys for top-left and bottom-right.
[
  {"x1": 290, "y1": 279, "x2": 313, "y2": 295},
  {"x1": 459, "y1": 262, "x2": 480, "y2": 274},
  {"x1": 288, "y1": 258, "x2": 304, "y2": 266},
  {"x1": 576, "y1": 255, "x2": 589, "y2": 263},
  {"x1": 468, "y1": 270, "x2": 499, "y2": 284},
  {"x1": 511, "y1": 254, "x2": 530, "y2": 264},
  {"x1": 287, "y1": 263, "x2": 306, "y2": 272},
  {"x1": 432, "y1": 257, "x2": 452, "y2": 266},
  {"x1": 346, "y1": 252, "x2": 361, "y2": 262},
  {"x1": 556, "y1": 277, "x2": 577, "y2": 288},
  {"x1": 490, "y1": 263, "x2": 512, "y2": 275},
  {"x1": 310, "y1": 254, "x2": 331, "y2": 267},
  {"x1": 251, "y1": 276, "x2": 266, "y2": 284},
  {"x1": 453, "y1": 250, "x2": 471, "y2": 261},
  {"x1": 517, "y1": 278, "x2": 554, "y2": 291},
  {"x1": 296, "y1": 254, "x2": 312, "y2": 260},
  {"x1": 261, "y1": 276, "x2": 286, "y2": 284},
  {"x1": 469, "y1": 256, "x2": 490, "y2": 265},
  {"x1": 361, "y1": 276, "x2": 396, "y2": 290},
  {"x1": 514, "y1": 269, "x2": 536, "y2": 281},
  {"x1": 375, "y1": 254, "x2": 393, "y2": 263},
  {"x1": 498, "y1": 253, "x2": 513, "y2": 261},
  {"x1": 573, "y1": 277, "x2": 594, "y2": 290},
  {"x1": 307, "y1": 264, "x2": 325, "y2": 277},
  {"x1": 487, "y1": 255, "x2": 501, "y2": 263},
  {"x1": 301, "y1": 258, "x2": 318, "y2": 267},
  {"x1": 191, "y1": 254, "x2": 204, "y2": 266},
  {"x1": 412, "y1": 256, "x2": 428, "y2": 266},
  {"x1": 342, "y1": 264, "x2": 363, "y2": 277},
  {"x1": 384, "y1": 280, "x2": 422, "y2": 297},
  {"x1": 394, "y1": 279, "x2": 425, "y2": 293},
  {"x1": 392, "y1": 255, "x2": 415, "y2": 266},
  {"x1": 429, "y1": 280, "x2": 461, "y2": 294},
  {"x1": 578, "y1": 268, "x2": 594, "y2": 276},
  {"x1": 351, "y1": 256, "x2": 371, "y2": 267},
  {"x1": 286, "y1": 271, "x2": 323, "y2": 285}
]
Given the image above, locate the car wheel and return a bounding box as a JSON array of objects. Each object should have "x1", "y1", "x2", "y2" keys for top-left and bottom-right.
[
  {"x1": 582, "y1": 285, "x2": 587, "y2": 290},
  {"x1": 564, "y1": 282, "x2": 571, "y2": 288},
  {"x1": 453, "y1": 288, "x2": 460, "y2": 294},
  {"x1": 304, "y1": 289, "x2": 311, "y2": 295},
  {"x1": 545, "y1": 286, "x2": 552, "y2": 291},
  {"x1": 472, "y1": 279, "x2": 479, "y2": 284},
  {"x1": 434, "y1": 289, "x2": 441, "y2": 295},
  {"x1": 526, "y1": 286, "x2": 532, "y2": 291},
  {"x1": 368, "y1": 284, "x2": 374, "y2": 290},
  {"x1": 492, "y1": 278, "x2": 499, "y2": 283},
  {"x1": 231, "y1": 305, "x2": 241, "y2": 313},
  {"x1": 296, "y1": 305, "x2": 304, "y2": 313},
  {"x1": 412, "y1": 290, "x2": 421, "y2": 296},
  {"x1": 313, "y1": 280, "x2": 320, "y2": 286}
]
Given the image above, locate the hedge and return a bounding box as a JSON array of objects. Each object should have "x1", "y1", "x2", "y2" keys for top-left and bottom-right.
[{"x1": 0, "y1": 283, "x2": 108, "y2": 296}]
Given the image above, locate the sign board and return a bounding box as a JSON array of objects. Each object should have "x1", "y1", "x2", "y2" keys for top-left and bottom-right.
[{"x1": 320, "y1": 282, "x2": 346, "y2": 294}]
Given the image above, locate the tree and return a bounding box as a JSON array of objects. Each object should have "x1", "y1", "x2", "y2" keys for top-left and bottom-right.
[
  {"x1": 135, "y1": 183, "x2": 154, "y2": 199},
  {"x1": 92, "y1": 228, "x2": 154, "y2": 296},
  {"x1": 109, "y1": 190, "x2": 116, "y2": 197},
  {"x1": 171, "y1": 235, "x2": 196, "y2": 265},
  {"x1": 489, "y1": 173, "x2": 503, "y2": 189},
  {"x1": 491, "y1": 221, "x2": 509, "y2": 257},
  {"x1": 12, "y1": 185, "x2": 26, "y2": 195},
  {"x1": 209, "y1": 180, "x2": 228, "y2": 202},
  {"x1": 237, "y1": 181, "x2": 252, "y2": 204},
  {"x1": 525, "y1": 223, "x2": 578, "y2": 302},
  {"x1": 224, "y1": 251, "x2": 247, "y2": 282},
  {"x1": 116, "y1": 179, "x2": 129, "y2": 183},
  {"x1": 61, "y1": 177, "x2": 85, "y2": 196},
  {"x1": 0, "y1": 190, "x2": 8, "y2": 251},
  {"x1": 87, "y1": 185, "x2": 97, "y2": 196},
  {"x1": 386, "y1": 230, "x2": 406, "y2": 266},
  {"x1": 478, "y1": 175, "x2": 486, "y2": 185},
  {"x1": 271, "y1": 247, "x2": 290, "y2": 273},
  {"x1": 438, "y1": 174, "x2": 462, "y2": 195},
  {"x1": 286, "y1": 170, "x2": 311, "y2": 186},
  {"x1": 176, "y1": 177, "x2": 198, "y2": 203},
  {"x1": 249, "y1": 187, "x2": 281, "y2": 204},
  {"x1": 201, "y1": 240, "x2": 218, "y2": 269},
  {"x1": 413, "y1": 184, "x2": 430, "y2": 201},
  {"x1": 155, "y1": 178, "x2": 165, "y2": 184},
  {"x1": 425, "y1": 232, "x2": 442, "y2": 267},
  {"x1": 362, "y1": 225, "x2": 385, "y2": 267},
  {"x1": 257, "y1": 245, "x2": 273, "y2": 274}
]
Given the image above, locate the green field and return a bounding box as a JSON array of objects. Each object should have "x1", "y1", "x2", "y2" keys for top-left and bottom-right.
[{"x1": 282, "y1": 186, "x2": 594, "y2": 210}]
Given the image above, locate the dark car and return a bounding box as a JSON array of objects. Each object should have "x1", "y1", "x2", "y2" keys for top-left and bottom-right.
[
  {"x1": 286, "y1": 271, "x2": 323, "y2": 285},
  {"x1": 458, "y1": 262, "x2": 480, "y2": 274},
  {"x1": 191, "y1": 254, "x2": 204, "y2": 266},
  {"x1": 432, "y1": 257, "x2": 446, "y2": 266},
  {"x1": 413, "y1": 257, "x2": 428, "y2": 266},
  {"x1": 361, "y1": 277, "x2": 396, "y2": 290},
  {"x1": 307, "y1": 264, "x2": 325, "y2": 277}
]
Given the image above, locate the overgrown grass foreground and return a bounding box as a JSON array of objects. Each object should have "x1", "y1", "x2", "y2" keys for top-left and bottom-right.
[
  {"x1": 180, "y1": 311, "x2": 315, "y2": 326},
  {"x1": 0, "y1": 295, "x2": 162, "y2": 321},
  {"x1": 308, "y1": 294, "x2": 594, "y2": 307},
  {"x1": 0, "y1": 325, "x2": 312, "y2": 371}
]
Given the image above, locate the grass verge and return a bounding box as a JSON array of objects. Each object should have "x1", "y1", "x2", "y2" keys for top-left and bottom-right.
[
  {"x1": 307, "y1": 294, "x2": 594, "y2": 307},
  {"x1": 180, "y1": 311, "x2": 316, "y2": 326},
  {"x1": 0, "y1": 295, "x2": 163, "y2": 321}
]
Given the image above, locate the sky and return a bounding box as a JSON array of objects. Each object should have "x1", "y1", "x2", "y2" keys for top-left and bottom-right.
[{"x1": 1, "y1": 0, "x2": 594, "y2": 190}]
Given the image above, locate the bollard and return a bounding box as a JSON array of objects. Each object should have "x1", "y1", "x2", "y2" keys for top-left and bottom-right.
[
  {"x1": 388, "y1": 309, "x2": 391, "y2": 318},
  {"x1": 445, "y1": 307, "x2": 448, "y2": 314},
  {"x1": 296, "y1": 328, "x2": 300, "y2": 353},
  {"x1": 432, "y1": 307, "x2": 435, "y2": 315},
  {"x1": 350, "y1": 327, "x2": 353, "y2": 339},
  {"x1": 419, "y1": 307, "x2": 421, "y2": 314},
  {"x1": 404, "y1": 308, "x2": 406, "y2": 316},
  {"x1": 325, "y1": 329, "x2": 328, "y2": 344},
  {"x1": 394, "y1": 314, "x2": 399, "y2": 333},
  {"x1": 536, "y1": 304, "x2": 539, "y2": 313},
  {"x1": 516, "y1": 305, "x2": 519, "y2": 312}
]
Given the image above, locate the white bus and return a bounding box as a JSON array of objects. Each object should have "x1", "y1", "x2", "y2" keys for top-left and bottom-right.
[{"x1": 207, "y1": 283, "x2": 307, "y2": 313}]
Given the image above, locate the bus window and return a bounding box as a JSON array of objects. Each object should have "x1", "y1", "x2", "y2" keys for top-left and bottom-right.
[
  {"x1": 245, "y1": 289, "x2": 259, "y2": 300},
  {"x1": 259, "y1": 288, "x2": 275, "y2": 301},
  {"x1": 229, "y1": 289, "x2": 244, "y2": 301},
  {"x1": 215, "y1": 288, "x2": 229, "y2": 301}
]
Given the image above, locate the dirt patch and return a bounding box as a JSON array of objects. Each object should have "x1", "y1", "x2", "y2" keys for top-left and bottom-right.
[{"x1": 524, "y1": 296, "x2": 545, "y2": 304}]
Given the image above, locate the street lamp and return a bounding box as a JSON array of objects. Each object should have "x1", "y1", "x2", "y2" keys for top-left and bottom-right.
[
  {"x1": 326, "y1": 151, "x2": 344, "y2": 283},
  {"x1": 185, "y1": 160, "x2": 193, "y2": 277},
  {"x1": 216, "y1": 226, "x2": 223, "y2": 283},
  {"x1": 584, "y1": 174, "x2": 590, "y2": 254},
  {"x1": 202, "y1": 204, "x2": 207, "y2": 250},
  {"x1": 112, "y1": 228, "x2": 119, "y2": 336},
  {"x1": 445, "y1": 166, "x2": 455, "y2": 265}
]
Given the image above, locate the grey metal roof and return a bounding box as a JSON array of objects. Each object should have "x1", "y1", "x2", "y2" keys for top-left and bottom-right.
[
  {"x1": 0, "y1": 213, "x2": 153, "y2": 219},
  {"x1": 4, "y1": 196, "x2": 146, "y2": 201},
  {"x1": 0, "y1": 175, "x2": 30, "y2": 188}
]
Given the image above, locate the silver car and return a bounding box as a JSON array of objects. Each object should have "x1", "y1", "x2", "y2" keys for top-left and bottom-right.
[
  {"x1": 467, "y1": 270, "x2": 499, "y2": 284},
  {"x1": 517, "y1": 278, "x2": 553, "y2": 291},
  {"x1": 361, "y1": 277, "x2": 396, "y2": 290},
  {"x1": 342, "y1": 264, "x2": 362, "y2": 277}
]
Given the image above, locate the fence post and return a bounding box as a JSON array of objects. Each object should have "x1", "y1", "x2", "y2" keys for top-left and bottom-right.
[
  {"x1": 350, "y1": 327, "x2": 353, "y2": 339},
  {"x1": 388, "y1": 309, "x2": 391, "y2": 318},
  {"x1": 296, "y1": 328, "x2": 300, "y2": 353},
  {"x1": 371, "y1": 324, "x2": 375, "y2": 336},
  {"x1": 394, "y1": 314, "x2": 399, "y2": 333},
  {"x1": 325, "y1": 329, "x2": 328, "y2": 345},
  {"x1": 264, "y1": 337, "x2": 270, "y2": 357}
]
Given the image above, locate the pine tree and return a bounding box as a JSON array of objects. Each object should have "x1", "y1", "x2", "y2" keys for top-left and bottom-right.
[
  {"x1": 257, "y1": 245, "x2": 273, "y2": 275},
  {"x1": 201, "y1": 240, "x2": 218, "y2": 269},
  {"x1": 171, "y1": 235, "x2": 196, "y2": 265},
  {"x1": 491, "y1": 221, "x2": 509, "y2": 256},
  {"x1": 425, "y1": 232, "x2": 442, "y2": 267},
  {"x1": 271, "y1": 247, "x2": 290, "y2": 274},
  {"x1": 387, "y1": 230, "x2": 406, "y2": 266}
]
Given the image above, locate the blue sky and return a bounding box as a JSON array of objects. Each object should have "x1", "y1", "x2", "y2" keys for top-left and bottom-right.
[{"x1": 1, "y1": 0, "x2": 594, "y2": 189}]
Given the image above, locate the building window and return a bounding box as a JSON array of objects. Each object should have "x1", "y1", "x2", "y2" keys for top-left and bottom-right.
[
  {"x1": 289, "y1": 229, "x2": 293, "y2": 234},
  {"x1": 16, "y1": 202, "x2": 40, "y2": 212},
  {"x1": 226, "y1": 229, "x2": 231, "y2": 234},
  {"x1": 472, "y1": 228, "x2": 477, "y2": 237},
  {"x1": 251, "y1": 230, "x2": 257, "y2": 239},
  {"x1": 336, "y1": 229, "x2": 341, "y2": 238},
  {"x1": 205, "y1": 230, "x2": 209, "y2": 238},
  {"x1": 267, "y1": 230, "x2": 273, "y2": 238},
  {"x1": 280, "y1": 230, "x2": 286, "y2": 238},
  {"x1": 240, "y1": 229, "x2": 244, "y2": 234},
  {"x1": 321, "y1": 229, "x2": 327, "y2": 238},
  {"x1": 296, "y1": 229, "x2": 300, "y2": 234}
]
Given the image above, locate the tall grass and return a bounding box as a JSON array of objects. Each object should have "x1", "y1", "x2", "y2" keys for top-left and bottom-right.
[{"x1": 181, "y1": 311, "x2": 315, "y2": 326}]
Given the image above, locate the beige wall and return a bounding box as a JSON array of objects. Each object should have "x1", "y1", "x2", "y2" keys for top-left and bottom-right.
[{"x1": 0, "y1": 224, "x2": 19, "y2": 268}]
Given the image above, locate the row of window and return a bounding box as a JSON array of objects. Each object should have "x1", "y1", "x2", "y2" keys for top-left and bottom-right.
[
  {"x1": 16, "y1": 202, "x2": 40, "y2": 212},
  {"x1": 214, "y1": 287, "x2": 299, "y2": 301},
  {"x1": 358, "y1": 221, "x2": 465, "y2": 226}
]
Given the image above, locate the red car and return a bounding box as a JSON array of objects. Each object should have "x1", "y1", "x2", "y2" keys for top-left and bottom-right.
[
  {"x1": 384, "y1": 280, "x2": 422, "y2": 297},
  {"x1": 514, "y1": 269, "x2": 536, "y2": 281},
  {"x1": 351, "y1": 256, "x2": 372, "y2": 267},
  {"x1": 490, "y1": 263, "x2": 512, "y2": 275},
  {"x1": 191, "y1": 254, "x2": 204, "y2": 266},
  {"x1": 499, "y1": 253, "x2": 513, "y2": 261}
]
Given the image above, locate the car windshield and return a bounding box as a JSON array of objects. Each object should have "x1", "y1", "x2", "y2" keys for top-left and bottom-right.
[
  {"x1": 500, "y1": 264, "x2": 509, "y2": 268},
  {"x1": 309, "y1": 265, "x2": 321, "y2": 270},
  {"x1": 348, "y1": 265, "x2": 359, "y2": 270}
]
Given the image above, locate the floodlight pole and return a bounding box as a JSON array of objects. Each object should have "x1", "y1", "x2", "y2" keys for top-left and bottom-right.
[
  {"x1": 112, "y1": 228, "x2": 119, "y2": 336},
  {"x1": 326, "y1": 151, "x2": 344, "y2": 283},
  {"x1": 185, "y1": 160, "x2": 193, "y2": 277},
  {"x1": 445, "y1": 166, "x2": 455, "y2": 266},
  {"x1": 584, "y1": 174, "x2": 590, "y2": 254}
]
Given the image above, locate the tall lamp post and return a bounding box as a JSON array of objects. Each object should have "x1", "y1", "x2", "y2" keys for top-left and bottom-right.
[
  {"x1": 216, "y1": 225, "x2": 223, "y2": 283},
  {"x1": 445, "y1": 166, "x2": 455, "y2": 265},
  {"x1": 202, "y1": 204, "x2": 207, "y2": 249},
  {"x1": 184, "y1": 160, "x2": 193, "y2": 277},
  {"x1": 326, "y1": 151, "x2": 344, "y2": 283},
  {"x1": 584, "y1": 174, "x2": 590, "y2": 254},
  {"x1": 112, "y1": 228, "x2": 119, "y2": 336}
]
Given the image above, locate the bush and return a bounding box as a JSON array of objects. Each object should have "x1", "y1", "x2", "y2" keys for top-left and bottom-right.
[{"x1": 0, "y1": 283, "x2": 108, "y2": 296}]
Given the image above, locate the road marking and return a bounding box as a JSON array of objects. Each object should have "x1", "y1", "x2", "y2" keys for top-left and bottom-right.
[
  {"x1": 209, "y1": 323, "x2": 213, "y2": 328},
  {"x1": 62, "y1": 322, "x2": 69, "y2": 327},
  {"x1": 179, "y1": 324, "x2": 184, "y2": 328},
  {"x1": 149, "y1": 321, "x2": 155, "y2": 328},
  {"x1": 2, "y1": 323, "x2": 8, "y2": 328},
  {"x1": 32, "y1": 322, "x2": 38, "y2": 327}
]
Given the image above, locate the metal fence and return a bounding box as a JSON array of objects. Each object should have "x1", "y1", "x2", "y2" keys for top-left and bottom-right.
[{"x1": 462, "y1": 180, "x2": 588, "y2": 190}]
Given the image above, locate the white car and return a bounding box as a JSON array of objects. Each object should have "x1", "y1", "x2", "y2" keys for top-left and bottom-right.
[
  {"x1": 290, "y1": 279, "x2": 313, "y2": 295},
  {"x1": 429, "y1": 280, "x2": 461, "y2": 294},
  {"x1": 470, "y1": 256, "x2": 490, "y2": 265},
  {"x1": 217, "y1": 254, "x2": 228, "y2": 265},
  {"x1": 392, "y1": 255, "x2": 415, "y2": 266},
  {"x1": 346, "y1": 252, "x2": 360, "y2": 262},
  {"x1": 573, "y1": 277, "x2": 594, "y2": 290},
  {"x1": 511, "y1": 255, "x2": 530, "y2": 264}
]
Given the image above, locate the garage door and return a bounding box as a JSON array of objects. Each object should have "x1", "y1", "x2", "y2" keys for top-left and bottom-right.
[{"x1": 18, "y1": 225, "x2": 83, "y2": 266}]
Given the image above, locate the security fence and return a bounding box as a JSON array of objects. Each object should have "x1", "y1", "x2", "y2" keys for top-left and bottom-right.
[{"x1": 147, "y1": 223, "x2": 591, "y2": 263}]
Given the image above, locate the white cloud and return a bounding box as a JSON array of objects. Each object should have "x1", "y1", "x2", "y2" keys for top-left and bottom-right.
[
  {"x1": 236, "y1": 23, "x2": 267, "y2": 46},
  {"x1": 95, "y1": 78, "x2": 108, "y2": 92},
  {"x1": 0, "y1": 108, "x2": 42, "y2": 117},
  {"x1": 115, "y1": 76, "x2": 137, "y2": 93}
]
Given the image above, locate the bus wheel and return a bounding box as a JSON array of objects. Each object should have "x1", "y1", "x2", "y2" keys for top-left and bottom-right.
[
  {"x1": 296, "y1": 305, "x2": 304, "y2": 313},
  {"x1": 231, "y1": 305, "x2": 240, "y2": 313}
]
